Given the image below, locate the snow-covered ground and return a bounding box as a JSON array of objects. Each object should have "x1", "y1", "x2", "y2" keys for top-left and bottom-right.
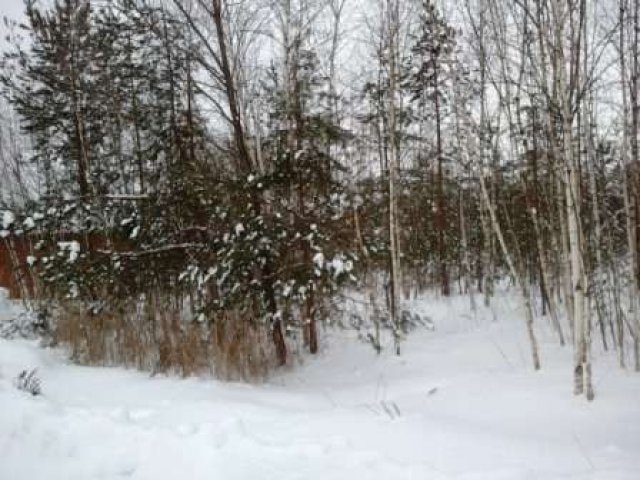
[{"x1": 1, "y1": 289, "x2": 640, "y2": 480}]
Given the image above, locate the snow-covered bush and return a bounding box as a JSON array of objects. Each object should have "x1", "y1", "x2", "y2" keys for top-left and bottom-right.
[
  {"x1": 14, "y1": 369, "x2": 42, "y2": 396},
  {"x1": 0, "y1": 310, "x2": 47, "y2": 340}
]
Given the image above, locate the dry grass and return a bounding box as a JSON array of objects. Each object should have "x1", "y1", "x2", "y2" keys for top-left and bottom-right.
[
  {"x1": 211, "y1": 311, "x2": 274, "y2": 381},
  {"x1": 53, "y1": 297, "x2": 277, "y2": 381}
]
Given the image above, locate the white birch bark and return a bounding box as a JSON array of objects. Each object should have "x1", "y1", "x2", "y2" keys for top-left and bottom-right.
[
  {"x1": 551, "y1": 0, "x2": 593, "y2": 399},
  {"x1": 386, "y1": 0, "x2": 402, "y2": 354}
]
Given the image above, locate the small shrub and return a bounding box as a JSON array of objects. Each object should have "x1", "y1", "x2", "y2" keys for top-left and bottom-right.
[
  {"x1": 14, "y1": 369, "x2": 42, "y2": 396},
  {"x1": 0, "y1": 308, "x2": 50, "y2": 340}
]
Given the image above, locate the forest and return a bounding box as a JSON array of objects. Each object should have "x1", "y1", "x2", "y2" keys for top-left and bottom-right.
[{"x1": 1, "y1": 0, "x2": 639, "y2": 402}]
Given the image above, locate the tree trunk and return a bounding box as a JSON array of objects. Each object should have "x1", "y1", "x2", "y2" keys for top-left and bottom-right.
[{"x1": 387, "y1": 0, "x2": 402, "y2": 354}]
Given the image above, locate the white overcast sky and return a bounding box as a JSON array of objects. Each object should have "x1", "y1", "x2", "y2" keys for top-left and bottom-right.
[
  {"x1": 1, "y1": 1, "x2": 27, "y2": 52},
  {"x1": 1, "y1": 1, "x2": 26, "y2": 22}
]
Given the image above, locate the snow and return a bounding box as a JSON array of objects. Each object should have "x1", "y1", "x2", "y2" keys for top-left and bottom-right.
[
  {"x1": 57, "y1": 241, "x2": 81, "y2": 263},
  {"x1": 2, "y1": 209, "x2": 15, "y2": 229},
  {"x1": 330, "y1": 255, "x2": 353, "y2": 277},
  {"x1": 1, "y1": 288, "x2": 640, "y2": 480},
  {"x1": 23, "y1": 217, "x2": 35, "y2": 230},
  {"x1": 313, "y1": 251, "x2": 325, "y2": 270},
  {"x1": 130, "y1": 225, "x2": 140, "y2": 239}
]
